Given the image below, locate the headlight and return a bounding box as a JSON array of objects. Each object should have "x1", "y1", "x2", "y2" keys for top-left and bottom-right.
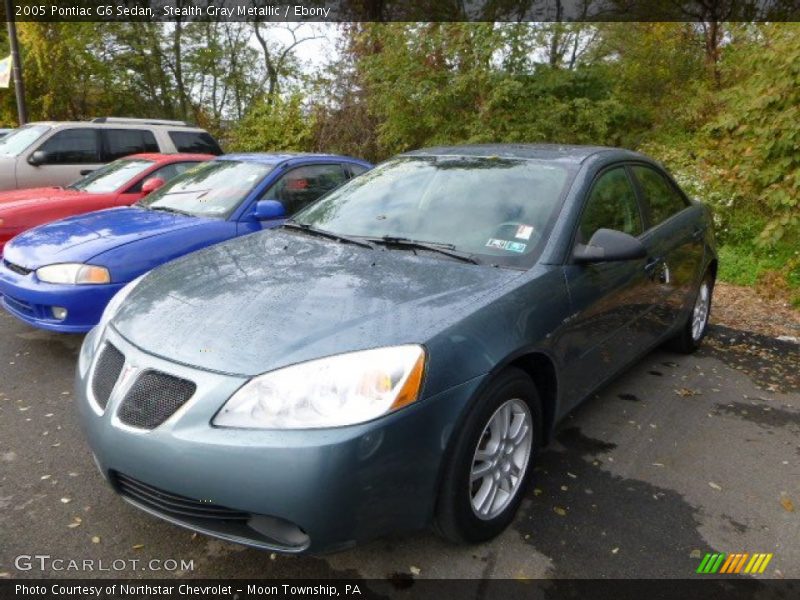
[
  {"x1": 213, "y1": 345, "x2": 426, "y2": 429},
  {"x1": 36, "y1": 263, "x2": 111, "y2": 285}
]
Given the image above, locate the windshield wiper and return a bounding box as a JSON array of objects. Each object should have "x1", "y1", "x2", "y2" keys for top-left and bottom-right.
[
  {"x1": 367, "y1": 236, "x2": 479, "y2": 264},
  {"x1": 283, "y1": 221, "x2": 374, "y2": 249},
  {"x1": 149, "y1": 206, "x2": 194, "y2": 217}
]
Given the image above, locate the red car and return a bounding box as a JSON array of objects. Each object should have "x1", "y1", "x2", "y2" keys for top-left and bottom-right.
[{"x1": 0, "y1": 153, "x2": 212, "y2": 254}]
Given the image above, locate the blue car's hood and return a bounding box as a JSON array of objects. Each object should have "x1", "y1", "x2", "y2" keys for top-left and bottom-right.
[
  {"x1": 4, "y1": 207, "x2": 203, "y2": 269},
  {"x1": 114, "y1": 230, "x2": 523, "y2": 377}
]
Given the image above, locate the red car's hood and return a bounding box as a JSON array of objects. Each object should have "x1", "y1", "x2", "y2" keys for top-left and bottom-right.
[{"x1": 0, "y1": 187, "x2": 87, "y2": 212}]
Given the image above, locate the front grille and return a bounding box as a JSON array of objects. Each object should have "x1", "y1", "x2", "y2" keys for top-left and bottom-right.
[
  {"x1": 2, "y1": 295, "x2": 35, "y2": 317},
  {"x1": 117, "y1": 371, "x2": 196, "y2": 429},
  {"x1": 112, "y1": 472, "x2": 250, "y2": 521},
  {"x1": 3, "y1": 259, "x2": 32, "y2": 276},
  {"x1": 91, "y1": 344, "x2": 125, "y2": 410}
]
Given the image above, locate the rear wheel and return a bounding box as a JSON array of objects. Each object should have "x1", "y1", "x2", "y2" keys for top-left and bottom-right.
[
  {"x1": 435, "y1": 368, "x2": 541, "y2": 543},
  {"x1": 667, "y1": 270, "x2": 714, "y2": 354}
]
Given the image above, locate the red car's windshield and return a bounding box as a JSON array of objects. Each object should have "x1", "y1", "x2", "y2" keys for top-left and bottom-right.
[{"x1": 68, "y1": 159, "x2": 154, "y2": 194}]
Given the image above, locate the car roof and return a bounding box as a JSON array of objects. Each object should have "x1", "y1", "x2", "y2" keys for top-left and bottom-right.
[
  {"x1": 124, "y1": 153, "x2": 215, "y2": 163},
  {"x1": 217, "y1": 152, "x2": 367, "y2": 166},
  {"x1": 25, "y1": 121, "x2": 208, "y2": 132},
  {"x1": 403, "y1": 143, "x2": 644, "y2": 164}
]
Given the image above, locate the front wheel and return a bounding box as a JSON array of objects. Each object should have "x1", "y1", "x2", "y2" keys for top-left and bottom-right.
[
  {"x1": 667, "y1": 270, "x2": 714, "y2": 354},
  {"x1": 435, "y1": 368, "x2": 541, "y2": 543}
]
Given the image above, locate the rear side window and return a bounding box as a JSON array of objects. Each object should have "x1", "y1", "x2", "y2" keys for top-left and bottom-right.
[
  {"x1": 37, "y1": 129, "x2": 100, "y2": 164},
  {"x1": 579, "y1": 167, "x2": 642, "y2": 243},
  {"x1": 632, "y1": 165, "x2": 688, "y2": 227},
  {"x1": 103, "y1": 129, "x2": 159, "y2": 161},
  {"x1": 263, "y1": 164, "x2": 348, "y2": 215},
  {"x1": 168, "y1": 131, "x2": 222, "y2": 155}
]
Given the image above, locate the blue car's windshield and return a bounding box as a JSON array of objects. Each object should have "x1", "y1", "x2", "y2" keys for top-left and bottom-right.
[
  {"x1": 68, "y1": 159, "x2": 154, "y2": 193},
  {"x1": 139, "y1": 160, "x2": 274, "y2": 218},
  {"x1": 0, "y1": 124, "x2": 51, "y2": 156},
  {"x1": 293, "y1": 156, "x2": 572, "y2": 267}
]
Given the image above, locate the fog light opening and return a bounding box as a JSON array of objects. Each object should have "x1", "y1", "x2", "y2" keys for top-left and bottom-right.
[
  {"x1": 51, "y1": 306, "x2": 68, "y2": 320},
  {"x1": 247, "y1": 515, "x2": 310, "y2": 549}
]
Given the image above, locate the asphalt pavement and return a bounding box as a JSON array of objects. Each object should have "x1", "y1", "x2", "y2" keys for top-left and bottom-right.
[{"x1": 1, "y1": 308, "x2": 798, "y2": 581}]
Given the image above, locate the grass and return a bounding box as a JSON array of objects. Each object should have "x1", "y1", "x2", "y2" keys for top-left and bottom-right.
[{"x1": 717, "y1": 242, "x2": 800, "y2": 307}]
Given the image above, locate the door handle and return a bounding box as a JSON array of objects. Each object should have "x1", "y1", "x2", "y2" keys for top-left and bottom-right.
[
  {"x1": 80, "y1": 169, "x2": 95, "y2": 176},
  {"x1": 644, "y1": 257, "x2": 661, "y2": 273}
]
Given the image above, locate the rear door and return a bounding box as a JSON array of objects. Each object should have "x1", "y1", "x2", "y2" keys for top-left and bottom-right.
[
  {"x1": 101, "y1": 129, "x2": 160, "y2": 162},
  {"x1": 630, "y1": 164, "x2": 705, "y2": 332},
  {"x1": 560, "y1": 165, "x2": 655, "y2": 407},
  {"x1": 18, "y1": 128, "x2": 103, "y2": 188}
]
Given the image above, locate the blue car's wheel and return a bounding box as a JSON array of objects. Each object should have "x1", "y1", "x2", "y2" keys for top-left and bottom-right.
[{"x1": 435, "y1": 367, "x2": 541, "y2": 543}]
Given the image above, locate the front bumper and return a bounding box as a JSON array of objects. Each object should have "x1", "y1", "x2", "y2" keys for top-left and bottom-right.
[
  {"x1": 76, "y1": 325, "x2": 483, "y2": 553},
  {"x1": 0, "y1": 260, "x2": 122, "y2": 332}
]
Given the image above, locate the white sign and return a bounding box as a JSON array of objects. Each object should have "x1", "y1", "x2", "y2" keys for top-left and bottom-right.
[{"x1": 0, "y1": 55, "x2": 11, "y2": 89}]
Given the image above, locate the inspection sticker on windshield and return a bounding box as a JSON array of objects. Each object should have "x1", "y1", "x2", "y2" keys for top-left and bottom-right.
[
  {"x1": 515, "y1": 225, "x2": 534, "y2": 240},
  {"x1": 486, "y1": 239, "x2": 527, "y2": 253}
]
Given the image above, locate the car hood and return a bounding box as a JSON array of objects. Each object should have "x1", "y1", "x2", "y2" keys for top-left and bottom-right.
[
  {"x1": 3, "y1": 207, "x2": 202, "y2": 269},
  {"x1": 114, "y1": 230, "x2": 523, "y2": 377},
  {"x1": 0, "y1": 187, "x2": 84, "y2": 211}
]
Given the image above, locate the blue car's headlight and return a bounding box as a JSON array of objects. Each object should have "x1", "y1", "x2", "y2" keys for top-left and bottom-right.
[
  {"x1": 213, "y1": 345, "x2": 426, "y2": 429},
  {"x1": 36, "y1": 263, "x2": 111, "y2": 285}
]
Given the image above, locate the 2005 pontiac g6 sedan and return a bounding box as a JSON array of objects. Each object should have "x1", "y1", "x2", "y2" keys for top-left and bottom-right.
[{"x1": 76, "y1": 144, "x2": 717, "y2": 553}]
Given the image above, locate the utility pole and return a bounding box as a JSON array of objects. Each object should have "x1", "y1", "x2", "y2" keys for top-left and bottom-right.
[{"x1": 5, "y1": 0, "x2": 27, "y2": 125}]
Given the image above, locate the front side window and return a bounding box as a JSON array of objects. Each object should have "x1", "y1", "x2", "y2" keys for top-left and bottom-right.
[
  {"x1": 139, "y1": 160, "x2": 273, "y2": 218},
  {"x1": 263, "y1": 164, "x2": 348, "y2": 215},
  {"x1": 127, "y1": 161, "x2": 199, "y2": 193},
  {"x1": 103, "y1": 129, "x2": 159, "y2": 161},
  {"x1": 578, "y1": 167, "x2": 642, "y2": 243},
  {"x1": 0, "y1": 124, "x2": 51, "y2": 156},
  {"x1": 68, "y1": 159, "x2": 154, "y2": 194},
  {"x1": 631, "y1": 165, "x2": 688, "y2": 227},
  {"x1": 37, "y1": 129, "x2": 100, "y2": 164},
  {"x1": 294, "y1": 156, "x2": 572, "y2": 267}
]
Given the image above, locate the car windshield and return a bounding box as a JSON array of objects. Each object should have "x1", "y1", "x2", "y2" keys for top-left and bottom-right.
[
  {"x1": 293, "y1": 156, "x2": 573, "y2": 267},
  {"x1": 68, "y1": 159, "x2": 154, "y2": 193},
  {"x1": 0, "y1": 124, "x2": 51, "y2": 156},
  {"x1": 139, "y1": 160, "x2": 274, "y2": 218}
]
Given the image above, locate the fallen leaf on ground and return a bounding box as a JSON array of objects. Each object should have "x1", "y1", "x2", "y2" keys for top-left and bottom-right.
[
  {"x1": 91, "y1": 536, "x2": 100, "y2": 544},
  {"x1": 553, "y1": 506, "x2": 567, "y2": 516},
  {"x1": 611, "y1": 547, "x2": 619, "y2": 554},
  {"x1": 132, "y1": 544, "x2": 144, "y2": 550},
  {"x1": 779, "y1": 493, "x2": 795, "y2": 512},
  {"x1": 675, "y1": 388, "x2": 701, "y2": 397},
  {"x1": 709, "y1": 482, "x2": 722, "y2": 491},
  {"x1": 60, "y1": 497, "x2": 71, "y2": 504},
  {"x1": 410, "y1": 566, "x2": 421, "y2": 576}
]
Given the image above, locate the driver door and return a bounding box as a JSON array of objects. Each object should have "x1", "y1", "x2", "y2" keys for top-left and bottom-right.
[{"x1": 558, "y1": 165, "x2": 656, "y2": 408}]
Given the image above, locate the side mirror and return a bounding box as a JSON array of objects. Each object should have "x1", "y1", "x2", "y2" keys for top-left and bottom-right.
[
  {"x1": 28, "y1": 150, "x2": 48, "y2": 166},
  {"x1": 254, "y1": 200, "x2": 286, "y2": 221},
  {"x1": 141, "y1": 177, "x2": 166, "y2": 195},
  {"x1": 573, "y1": 228, "x2": 647, "y2": 263}
]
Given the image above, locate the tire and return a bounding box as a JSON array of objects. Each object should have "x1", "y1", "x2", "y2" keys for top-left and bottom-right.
[
  {"x1": 667, "y1": 270, "x2": 715, "y2": 354},
  {"x1": 435, "y1": 367, "x2": 542, "y2": 544}
]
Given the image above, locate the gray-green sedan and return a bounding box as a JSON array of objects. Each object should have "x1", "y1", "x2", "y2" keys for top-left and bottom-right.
[{"x1": 76, "y1": 144, "x2": 717, "y2": 553}]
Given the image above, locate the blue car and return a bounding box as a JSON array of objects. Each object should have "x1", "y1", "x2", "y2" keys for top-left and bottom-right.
[{"x1": 0, "y1": 153, "x2": 371, "y2": 332}]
